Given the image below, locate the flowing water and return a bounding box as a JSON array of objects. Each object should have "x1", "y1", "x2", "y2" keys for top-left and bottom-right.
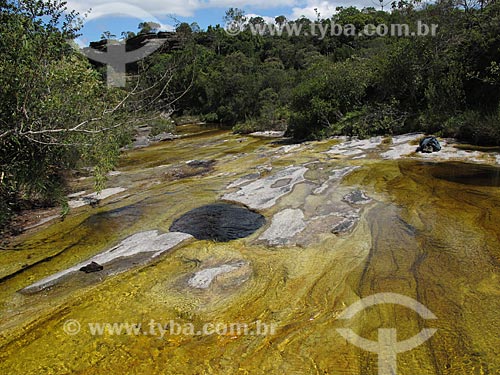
[{"x1": 0, "y1": 125, "x2": 499, "y2": 374}]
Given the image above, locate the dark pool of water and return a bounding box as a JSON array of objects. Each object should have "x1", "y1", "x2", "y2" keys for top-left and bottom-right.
[
  {"x1": 170, "y1": 203, "x2": 265, "y2": 242},
  {"x1": 424, "y1": 162, "x2": 500, "y2": 187}
]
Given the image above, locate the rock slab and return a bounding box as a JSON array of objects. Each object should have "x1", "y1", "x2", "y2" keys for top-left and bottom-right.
[
  {"x1": 222, "y1": 166, "x2": 308, "y2": 210},
  {"x1": 22, "y1": 230, "x2": 193, "y2": 293}
]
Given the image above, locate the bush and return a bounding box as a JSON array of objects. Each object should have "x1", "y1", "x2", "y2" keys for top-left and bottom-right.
[
  {"x1": 232, "y1": 119, "x2": 266, "y2": 134},
  {"x1": 0, "y1": 1, "x2": 131, "y2": 228},
  {"x1": 287, "y1": 58, "x2": 373, "y2": 140},
  {"x1": 329, "y1": 101, "x2": 409, "y2": 138},
  {"x1": 444, "y1": 110, "x2": 500, "y2": 146},
  {"x1": 151, "y1": 118, "x2": 176, "y2": 136}
]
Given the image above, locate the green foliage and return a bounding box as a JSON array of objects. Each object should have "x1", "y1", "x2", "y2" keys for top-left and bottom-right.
[
  {"x1": 287, "y1": 58, "x2": 373, "y2": 139},
  {"x1": 443, "y1": 109, "x2": 500, "y2": 146},
  {"x1": 135, "y1": 2, "x2": 500, "y2": 144},
  {"x1": 0, "y1": 1, "x2": 134, "y2": 228},
  {"x1": 150, "y1": 118, "x2": 176, "y2": 137},
  {"x1": 232, "y1": 119, "x2": 266, "y2": 134},
  {"x1": 331, "y1": 100, "x2": 408, "y2": 138},
  {"x1": 3, "y1": 0, "x2": 500, "y2": 229},
  {"x1": 138, "y1": 21, "x2": 161, "y2": 35}
]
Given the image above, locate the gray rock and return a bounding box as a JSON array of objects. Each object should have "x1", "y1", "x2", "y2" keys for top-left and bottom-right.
[
  {"x1": 186, "y1": 159, "x2": 215, "y2": 168},
  {"x1": 313, "y1": 166, "x2": 360, "y2": 195},
  {"x1": 188, "y1": 261, "x2": 248, "y2": 289},
  {"x1": 151, "y1": 132, "x2": 178, "y2": 142},
  {"x1": 169, "y1": 203, "x2": 265, "y2": 242},
  {"x1": 381, "y1": 133, "x2": 424, "y2": 159},
  {"x1": 22, "y1": 231, "x2": 193, "y2": 293},
  {"x1": 227, "y1": 173, "x2": 261, "y2": 189},
  {"x1": 326, "y1": 137, "x2": 383, "y2": 157},
  {"x1": 131, "y1": 136, "x2": 151, "y2": 149},
  {"x1": 68, "y1": 187, "x2": 127, "y2": 209},
  {"x1": 258, "y1": 208, "x2": 306, "y2": 246},
  {"x1": 24, "y1": 215, "x2": 60, "y2": 230},
  {"x1": 331, "y1": 215, "x2": 360, "y2": 235},
  {"x1": 249, "y1": 131, "x2": 285, "y2": 138},
  {"x1": 79, "y1": 261, "x2": 104, "y2": 273},
  {"x1": 222, "y1": 166, "x2": 308, "y2": 210},
  {"x1": 342, "y1": 190, "x2": 372, "y2": 205}
]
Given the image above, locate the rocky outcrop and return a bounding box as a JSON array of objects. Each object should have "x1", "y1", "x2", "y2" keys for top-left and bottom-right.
[
  {"x1": 249, "y1": 131, "x2": 285, "y2": 138},
  {"x1": 342, "y1": 190, "x2": 372, "y2": 205},
  {"x1": 222, "y1": 166, "x2": 308, "y2": 210},
  {"x1": 327, "y1": 136, "x2": 383, "y2": 158},
  {"x1": 22, "y1": 230, "x2": 193, "y2": 293},
  {"x1": 68, "y1": 187, "x2": 127, "y2": 209},
  {"x1": 258, "y1": 209, "x2": 307, "y2": 246},
  {"x1": 187, "y1": 260, "x2": 250, "y2": 289}
]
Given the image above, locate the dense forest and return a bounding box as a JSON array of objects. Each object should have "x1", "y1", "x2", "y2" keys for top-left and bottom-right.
[
  {"x1": 1, "y1": 0, "x2": 500, "y2": 230},
  {"x1": 158, "y1": 2, "x2": 500, "y2": 142}
]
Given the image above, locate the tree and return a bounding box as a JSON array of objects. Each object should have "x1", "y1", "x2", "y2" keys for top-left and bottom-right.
[
  {"x1": 224, "y1": 7, "x2": 247, "y2": 25},
  {"x1": 249, "y1": 16, "x2": 265, "y2": 25},
  {"x1": 190, "y1": 22, "x2": 201, "y2": 33},
  {"x1": 121, "y1": 31, "x2": 136, "y2": 40},
  {"x1": 138, "y1": 21, "x2": 161, "y2": 34},
  {"x1": 0, "y1": 1, "x2": 184, "y2": 229},
  {"x1": 100, "y1": 31, "x2": 117, "y2": 40},
  {"x1": 275, "y1": 15, "x2": 287, "y2": 27},
  {"x1": 176, "y1": 22, "x2": 193, "y2": 38}
]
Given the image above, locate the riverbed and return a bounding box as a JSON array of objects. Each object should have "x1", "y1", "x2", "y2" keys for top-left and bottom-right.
[{"x1": 0, "y1": 125, "x2": 499, "y2": 374}]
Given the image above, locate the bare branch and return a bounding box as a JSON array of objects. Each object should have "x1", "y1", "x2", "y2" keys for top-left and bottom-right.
[
  {"x1": 0, "y1": 130, "x2": 12, "y2": 139},
  {"x1": 24, "y1": 134, "x2": 92, "y2": 146},
  {"x1": 10, "y1": 56, "x2": 192, "y2": 144}
]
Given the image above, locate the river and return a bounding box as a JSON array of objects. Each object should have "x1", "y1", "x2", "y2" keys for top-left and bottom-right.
[{"x1": 0, "y1": 124, "x2": 499, "y2": 374}]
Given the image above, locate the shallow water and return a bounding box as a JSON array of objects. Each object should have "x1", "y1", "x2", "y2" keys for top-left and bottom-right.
[
  {"x1": 424, "y1": 161, "x2": 500, "y2": 187},
  {"x1": 0, "y1": 128, "x2": 499, "y2": 374}
]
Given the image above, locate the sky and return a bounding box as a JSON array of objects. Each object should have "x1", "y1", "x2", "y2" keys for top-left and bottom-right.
[{"x1": 66, "y1": 0, "x2": 381, "y2": 44}]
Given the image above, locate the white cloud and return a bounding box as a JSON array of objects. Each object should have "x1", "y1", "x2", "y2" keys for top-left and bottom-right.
[
  {"x1": 67, "y1": 0, "x2": 302, "y2": 18},
  {"x1": 290, "y1": 1, "x2": 336, "y2": 20},
  {"x1": 66, "y1": 0, "x2": 382, "y2": 25},
  {"x1": 289, "y1": 0, "x2": 380, "y2": 20},
  {"x1": 246, "y1": 13, "x2": 276, "y2": 24}
]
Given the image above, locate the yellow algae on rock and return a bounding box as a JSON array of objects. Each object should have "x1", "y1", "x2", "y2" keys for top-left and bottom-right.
[{"x1": 1, "y1": 126, "x2": 499, "y2": 374}]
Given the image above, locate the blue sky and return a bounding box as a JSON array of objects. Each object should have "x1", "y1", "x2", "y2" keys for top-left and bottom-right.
[{"x1": 66, "y1": 0, "x2": 377, "y2": 43}]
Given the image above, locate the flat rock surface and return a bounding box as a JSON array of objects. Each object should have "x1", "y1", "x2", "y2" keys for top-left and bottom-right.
[
  {"x1": 327, "y1": 136, "x2": 383, "y2": 157},
  {"x1": 342, "y1": 190, "x2": 372, "y2": 205},
  {"x1": 22, "y1": 230, "x2": 193, "y2": 293},
  {"x1": 381, "y1": 133, "x2": 423, "y2": 159},
  {"x1": 222, "y1": 166, "x2": 308, "y2": 210},
  {"x1": 187, "y1": 261, "x2": 249, "y2": 289},
  {"x1": 249, "y1": 131, "x2": 285, "y2": 138},
  {"x1": 68, "y1": 187, "x2": 127, "y2": 209},
  {"x1": 258, "y1": 208, "x2": 307, "y2": 246},
  {"x1": 313, "y1": 166, "x2": 360, "y2": 195}
]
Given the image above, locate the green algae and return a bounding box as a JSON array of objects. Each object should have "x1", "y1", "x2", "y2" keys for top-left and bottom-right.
[{"x1": 0, "y1": 128, "x2": 499, "y2": 374}]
